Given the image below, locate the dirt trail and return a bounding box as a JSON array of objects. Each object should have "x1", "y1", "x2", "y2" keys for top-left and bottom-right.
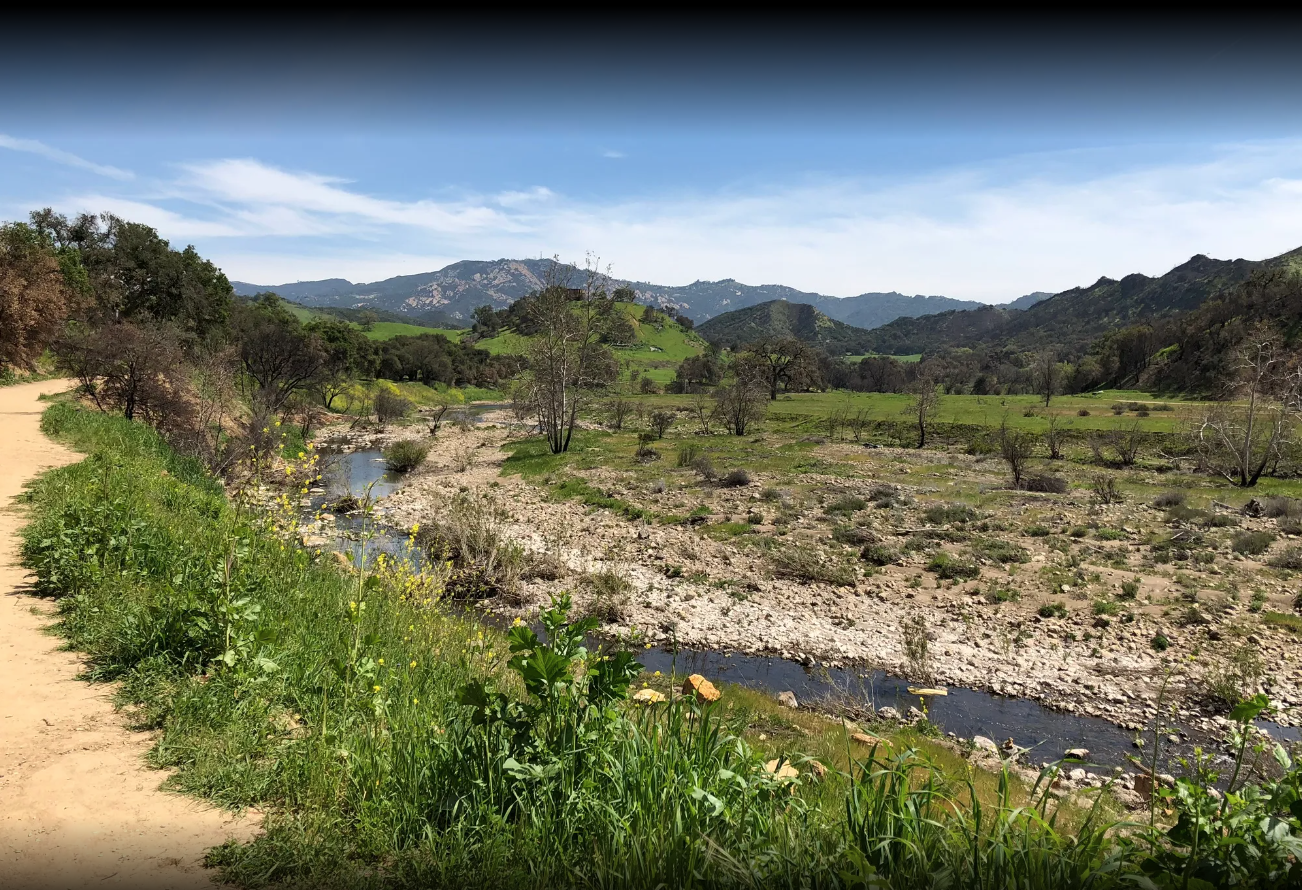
[{"x1": 0, "y1": 381, "x2": 253, "y2": 889}]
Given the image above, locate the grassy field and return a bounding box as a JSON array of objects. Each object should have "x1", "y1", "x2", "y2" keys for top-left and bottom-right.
[
  {"x1": 842, "y1": 353, "x2": 923, "y2": 363},
  {"x1": 285, "y1": 305, "x2": 466, "y2": 342}
]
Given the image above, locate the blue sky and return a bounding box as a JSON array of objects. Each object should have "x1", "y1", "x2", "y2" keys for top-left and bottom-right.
[{"x1": 4, "y1": 17, "x2": 1302, "y2": 302}]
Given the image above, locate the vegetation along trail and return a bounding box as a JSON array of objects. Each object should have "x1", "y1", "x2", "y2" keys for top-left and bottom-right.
[{"x1": 0, "y1": 380, "x2": 253, "y2": 889}]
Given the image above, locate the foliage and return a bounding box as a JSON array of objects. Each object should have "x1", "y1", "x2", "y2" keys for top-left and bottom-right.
[
  {"x1": 384, "y1": 439, "x2": 431, "y2": 473},
  {"x1": 769, "y1": 545, "x2": 857, "y2": 586},
  {"x1": 0, "y1": 222, "x2": 75, "y2": 370},
  {"x1": 926, "y1": 552, "x2": 981, "y2": 581},
  {"x1": 1232, "y1": 530, "x2": 1276, "y2": 556}
]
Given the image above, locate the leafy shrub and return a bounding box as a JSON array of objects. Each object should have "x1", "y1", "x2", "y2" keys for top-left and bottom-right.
[
  {"x1": 1232, "y1": 530, "x2": 1276, "y2": 556},
  {"x1": 1269, "y1": 546, "x2": 1302, "y2": 569},
  {"x1": 1023, "y1": 474, "x2": 1068, "y2": 494},
  {"x1": 675, "y1": 444, "x2": 699, "y2": 467},
  {"x1": 1094, "y1": 527, "x2": 1126, "y2": 541},
  {"x1": 770, "y1": 546, "x2": 857, "y2": 586},
  {"x1": 584, "y1": 569, "x2": 633, "y2": 622},
  {"x1": 984, "y1": 585, "x2": 1019, "y2": 604},
  {"x1": 1151, "y1": 633, "x2": 1171, "y2": 651},
  {"x1": 825, "y1": 494, "x2": 867, "y2": 516},
  {"x1": 383, "y1": 439, "x2": 430, "y2": 473},
  {"x1": 860, "y1": 543, "x2": 898, "y2": 566},
  {"x1": 926, "y1": 552, "x2": 981, "y2": 581},
  {"x1": 924, "y1": 503, "x2": 978, "y2": 526},
  {"x1": 969, "y1": 538, "x2": 1029, "y2": 564},
  {"x1": 1153, "y1": 490, "x2": 1187, "y2": 508},
  {"x1": 1264, "y1": 496, "x2": 1302, "y2": 518},
  {"x1": 1092, "y1": 599, "x2": 1120, "y2": 616},
  {"x1": 721, "y1": 468, "x2": 752, "y2": 487},
  {"x1": 1037, "y1": 602, "x2": 1068, "y2": 619},
  {"x1": 832, "y1": 525, "x2": 877, "y2": 546},
  {"x1": 1120, "y1": 580, "x2": 1140, "y2": 599},
  {"x1": 635, "y1": 444, "x2": 661, "y2": 463},
  {"x1": 1023, "y1": 524, "x2": 1051, "y2": 537}
]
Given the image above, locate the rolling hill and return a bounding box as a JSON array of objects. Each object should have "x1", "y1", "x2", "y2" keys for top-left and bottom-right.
[
  {"x1": 852, "y1": 248, "x2": 1302, "y2": 358},
  {"x1": 696, "y1": 300, "x2": 883, "y2": 354},
  {"x1": 233, "y1": 260, "x2": 1020, "y2": 326}
]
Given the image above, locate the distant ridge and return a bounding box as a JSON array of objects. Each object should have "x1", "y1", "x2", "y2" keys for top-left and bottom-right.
[{"x1": 232, "y1": 259, "x2": 1011, "y2": 328}]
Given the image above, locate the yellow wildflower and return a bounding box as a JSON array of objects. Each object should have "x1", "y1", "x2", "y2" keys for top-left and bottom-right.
[{"x1": 373, "y1": 685, "x2": 381, "y2": 693}]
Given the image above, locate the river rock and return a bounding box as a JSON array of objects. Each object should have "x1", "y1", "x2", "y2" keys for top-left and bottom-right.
[
  {"x1": 1064, "y1": 747, "x2": 1090, "y2": 760},
  {"x1": 877, "y1": 706, "x2": 902, "y2": 721},
  {"x1": 683, "y1": 674, "x2": 721, "y2": 703},
  {"x1": 972, "y1": 735, "x2": 999, "y2": 754},
  {"x1": 632, "y1": 688, "x2": 666, "y2": 704},
  {"x1": 777, "y1": 690, "x2": 799, "y2": 709},
  {"x1": 764, "y1": 759, "x2": 799, "y2": 780},
  {"x1": 1069, "y1": 768, "x2": 1087, "y2": 783}
]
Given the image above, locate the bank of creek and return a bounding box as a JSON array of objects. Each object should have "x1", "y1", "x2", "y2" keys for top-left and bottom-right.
[{"x1": 294, "y1": 406, "x2": 1302, "y2": 792}]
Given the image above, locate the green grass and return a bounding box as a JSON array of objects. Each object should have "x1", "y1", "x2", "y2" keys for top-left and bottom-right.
[
  {"x1": 285, "y1": 304, "x2": 466, "y2": 341},
  {"x1": 841, "y1": 353, "x2": 922, "y2": 363},
  {"x1": 21, "y1": 403, "x2": 1302, "y2": 888}
]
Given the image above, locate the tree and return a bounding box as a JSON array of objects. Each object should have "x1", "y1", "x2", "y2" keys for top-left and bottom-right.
[
  {"x1": 670, "y1": 353, "x2": 722, "y2": 393},
  {"x1": 1044, "y1": 414, "x2": 1070, "y2": 460},
  {"x1": 55, "y1": 320, "x2": 188, "y2": 423},
  {"x1": 736, "y1": 336, "x2": 819, "y2": 400},
  {"x1": 521, "y1": 256, "x2": 619, "y2": 454},
  {"x1": 356, "y1": 310, "x2": 379, "y2": 332},
  {"x1": 714, "y1": 380, "x2": 767, "y2": 436},
  {"x1": 306, "y1": 317, "x2": 377, "y2": 409},
  {"x1": 1192, "y1": 333, "x2": 1302, "y2": 487},
  {"x1": 649, "y1": 410, "x2": 676, "y2": 439},
  {"x1": 904, "y1": 376, "x2": 941, "y2": 448},
  {"x1": 0, "y1": 223, "x2": 73, "y2": 369},
  {"x1": 1034, "y1": 349, "x2": 1060, "y2": 407},
  {"x1": 232, "y1": 294, "x2": 327, "y2": 413}
]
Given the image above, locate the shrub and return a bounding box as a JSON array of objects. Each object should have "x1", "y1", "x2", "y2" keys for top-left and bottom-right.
[
  {"x1": 1151, "y1": 633, "x2": 1171, "y2": 651},
  {"x1": 833, "y1": 525, "x2": 877, "y2": 546},
  {"x1": 1120, "y1": 580, "x2": 1140, "y2": 599},
  {"x1": 418, "y1": 490, "x2": 525, "y2": 597},
  {"x1": 1090, "y1": 475, "x2": 1122, "y2": 504},
  {"x1": 383, "y1": 439, "x2": 430, "y2": 473},
  {"x1": 1092, "y1": 599, "x2": 1120, "y2": 616},
  {"x1": 869, "y1": 484, "x2": 900, "y2": 508},
  {"x1": 721, "y1": 468, "x2": 752, "y2": 487},
  {"x1": 1077, "y1": 408, "x2": 1091, "y2": 417},
  {"x1": 1264, "y1": 496, "x2": 1302, "y2": 519},
  {"x1": 1269, "y1": 546, "x2": 1302, "y2": 569},
  {"x1": 926, "y1": 552, "x2": 981, "y2": 581},
  {"x1": 639, "y1": 376, "x2": 662, "y2": 394},
  {"x1": 635, "y1": 444, "x2": 661, "y2": 463},
  {"x1": 692, "y1": 456, "x2": 717, "y2": 481},
  {"x1": 374, "y1": 387, "x2": 414, "y2": 423},
  {"x1": 676, "y1": 444, "x2": 699, "y2": 467},
  {"x1": 1038, "y1": 602, "x2": 1068, "y2": 619},
  {"x1": 899, "y1": 612, "x2": 930, "y2": 680},
  {"x1": 984, "y1": 585, "x2": 1019, "y2": 604},
  {"x1": 770, "y1": 546, "x2": 857, "y2": 586},
  {"x1": 1153, "y1": 490, "x2": 1187, "y2": 509},
  {"x1": 969, "y1": 538, "x2": 1029, "y2": 564},
  {"x1": 649, "y1": 410, "x2": 676, "y2": 439},
  {"x1": 1094, "y1": 527, "x2": 1126, "y2": 541},
  {"x1": 1023, "y1": 474, "x2": 1068, "y2": 494},
  {"x1": 1232, "y1": 530, "x2": 1276, "y2": 556},
  {"x1": 924, "y1": 503, "x2": 978, "y2": 526},
  {"x1": 1279, "y1": 517, "x2": 1302, "y2": 535},
  {"x1": 584, "y1": 569, "x2": 633, "y2": 622},
  {"x1": 860, "y1": 543, "x2": 898, "y2": 566},
  {"x1": 826, "y1": 494, "x2": 868, "y2": 516},
  {"x1": 1023, "y1": 524, "x2": 1051, "y2": 537}
]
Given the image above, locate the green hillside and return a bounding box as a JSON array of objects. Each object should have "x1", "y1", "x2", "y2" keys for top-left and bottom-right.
[
  {"x1": 285, "y1": 304, "x2": 465, "y2": 341},
  {"x1": 696, "y1": 299, "x2": 880, "y2": 354},
  {"x1": 473, "y1": 301, "x2": 708, "y2": 384}
]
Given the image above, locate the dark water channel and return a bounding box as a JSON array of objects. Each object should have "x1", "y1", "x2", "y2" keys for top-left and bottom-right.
[{"x1": 307, "y1": 446, "x2": 1296, "y2": 776}]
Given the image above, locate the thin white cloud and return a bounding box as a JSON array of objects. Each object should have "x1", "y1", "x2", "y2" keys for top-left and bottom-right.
[
  {"x1": 50, "y1": 141, "x2": 1302, "y2": 300},
  {"x1": 0, "y1": 134, "x2": 133, "y2": 180},
  {"x1": 602, "y1": 149, "x2": 626, "y2": 159}
]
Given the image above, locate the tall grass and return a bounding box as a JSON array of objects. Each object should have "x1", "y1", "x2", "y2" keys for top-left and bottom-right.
[{"x1": 19, "y1": 402, "x2": 1302, "y2": 888}]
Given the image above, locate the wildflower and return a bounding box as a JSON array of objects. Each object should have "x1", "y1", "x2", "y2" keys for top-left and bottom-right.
[
  {"x1": 373, "y1": 685, "x2": 381, "y2": 693},
  {"x1": 487, "y1": 651, "x2": 494, "y2": 659},
  {"x1": 410, "y1": 660, "x2": 417, "y2": 668},
  {"x1": 654, "y1": 670, "x2": 661, "y2": 677},
  {"x1": 413, "y1": 697, "x2": 419, "y2": 704},
  {"x1": 378, "y1": 658, "x2": 384, "y2": 665}
]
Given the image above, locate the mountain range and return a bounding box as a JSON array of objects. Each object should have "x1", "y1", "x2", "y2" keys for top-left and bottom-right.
[
  {"x1": 696, "y1": 300, "x2": 884, "y2": 355},
  {"x1": 231, "y1": 259, "x2": 1048, "y2": 329}
]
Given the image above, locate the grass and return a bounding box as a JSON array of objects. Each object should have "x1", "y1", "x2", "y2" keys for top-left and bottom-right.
[{"x1": 17, "y1": 403, "x2": 1302, "y2": 887}]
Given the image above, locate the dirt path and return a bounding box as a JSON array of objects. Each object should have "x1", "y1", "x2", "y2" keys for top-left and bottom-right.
[{"x1": 0, "y1": 381, "x2": 254, "y2": 889}]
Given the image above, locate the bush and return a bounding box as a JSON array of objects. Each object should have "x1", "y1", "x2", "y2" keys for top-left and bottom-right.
[
  {"x1": 676, "y1": 444, "x2": 699, "y2": 467},
  {"x1": 584, "y1": 569, "x2": 633, "y2": 622},
  {"x1": 926, "y1": 552, "x2": 981, "y2": 581},
  {"x1": 924, "y1": 503, "x2": 978, "y2": 526},
  {"x1": 721, "y1": 468, "x2": 752, "y2": 487},
  {"x1": 1232, "y1": 530, "x2": 1276, "y2": 556},
  {"x1": 869, "y1": 484, "x2": 900, "y2": 508},
  {"x1": 383, "y1": 439, "x2": 430, "y2": 473},
  {"x1": 1269, "y1": 546, "x2": 1302, "y2": 569},
  {"x1": 635, "y1": 444, "x2": 661, "y2": 463},
  {"x1": 1038, "y1": 602, "x2": 1068, "y2": 619},
  {"x1": 1092, "y1": 599, "x2": 1120, "y2": 616},
  {"x1": 1090, "y1": 475, "x2": 1122, "y2": 504},
  {"x1": 1023, "y1": 474, "x2": 1068, "y2": 494},
  {"x1": 374, "y1": 387, "x2": 414, "y2": 423},
  {"x1": 692, "y1": 456, "x2": 717, "y2": 481},
  {"x1": 1151, "y1": 633, "x2": 1171, "y2": 651},
  {"x1": 1264, "y1": 496, "x2": 1302, "y2": 518},
  {"x1": 1120, "y1": 579, "x2": 1140, "y2": 599},
  {"x1": 1077, "y1": 408, "x2": 1091, "y2": 416},
  {"x1": 826, "y1": 494, "x2": 868, "y2": 516},
  {"x1": 1023, "y1": 524, "x2": 1051, "y2": 537},
  {"x1": 648, "y1": 410, "x2": 676, "y2": 439},
  {"x1": 418, "y1": 490, "x2": 524, "y2": 597},
  {"x1": 860, "y1": 543, "x2": 898, "y2": 566},
  {"x1": 1153, "y1": 490, "x2": 1187, "y2": 509},
  {"x1": 770, "y1": 546, "x2": 857, "y2": 586},
  {"x1": 984, "y1": 585, "x2": 1019, "y2": 604},
  {"x1": 832, "y1": 525, "x2": 877, "y2": 546},
  {"x1": 969, "y1": 538, "x2": 1029, "y2": 564}
]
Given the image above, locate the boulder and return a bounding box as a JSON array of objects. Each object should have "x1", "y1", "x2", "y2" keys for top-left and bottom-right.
[
  {"x1": 972, "y1": 735, "x2": 1000, "y2": 754},
  {"x1": 682, "y1": 674, "x2": 721, "y2": 704},
  {"x1": 777, "y1": 690, "x2": 799, "y2": 709},
  {"x1": 632, "y1": 688, "x2": 666, "y2": 704},
  {"x1": 1064, "y1": 747, "x2": 1090, "y2": 760},
  {"x1": 1069, "y1": 768, "x2": 1087, "y2": 783},
  {"x1": 850, "y1": 731, "x2": 891, "y2": 747},
  {"x1": 877, "y1": 706, "x2": 902, "y2": 721},
  {"x1": 764, "y1": 759, "x2": 799, "y2": 780}
]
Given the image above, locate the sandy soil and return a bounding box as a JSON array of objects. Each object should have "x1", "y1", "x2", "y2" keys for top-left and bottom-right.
[{"x1": 0, "y1": 381, "x2": 254, "y2": 890}]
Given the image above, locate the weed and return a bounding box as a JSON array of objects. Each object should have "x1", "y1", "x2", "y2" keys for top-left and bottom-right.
[
  {"x1": 1092, "y1": 599, "x2": 1121, "y2": 616},
  {"x1": 926, "y1": 552, "x2": 981, "y2": 581},
  {"x1": 826, "y1": 495, "x2": 868, "y2": 516},
  {"x1": 1024, "y1": 474, "x2": 1069, "y2": 494},
  {"x1": 1151, "y1": 633, "x2": 1171, "y2": 651},
  {"x1": 769, "y1": 546, "x2": 857, "y2": 586},
  {"x1": 1232, "y1": 530, "x2": 1276, "y2": 556},
  {"x1": 1038, "y1": 602, "x2": 1068, "y2": 619},
  {"x1": 924, "y1": 503, "x2": 978, "y2": 526},
  {"x1": 860, "y1": 543, "x2": 898, "y2": 566},
  {"x1": 584, "y1": 569, "x2": 633, "y2": 622},
  {"x1": 1153, "y1": 489, "x2": 1187, "y2": 509},
  {"x1": 675, "y1": 443, "x2": 699, "y2": 467},
  {"x1": 1120, "y1": 579, "x2": 1140, "y2": 599},
  {"x1": 969, "y1": 537, "x2": 1029, "y2": 564},
  {"x1": 721, "y1": 468, "x2": 752, "y2": 487},
  {"x1": 899, "y1": 612, "x2": 931, "y2": 680},
  {"x1": 1268, "y1": 546, "x2": 1302, "y2": 569},
  {"x1": 383, "y1": 439, "x2": 430, "y2": 472}
]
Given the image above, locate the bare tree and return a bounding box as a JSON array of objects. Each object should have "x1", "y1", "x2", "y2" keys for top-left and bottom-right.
[
  {"x1": 55, "y1": 320, "x2": 188, "y2": 422},
  {"x1": 1034, "y1": 350, "x2": 1060, "y2": 407},
  {"x1": 903, "y1": 376, "x2": 941, "y2": 448},
  {"x1": 606, "y1": 394, "x2": 632, "y2": 430},
  {"x1": 714, "y1": 380, "x2": 767, "y2": 436},
  {"x1": 1192, "y1": 334, "x2": 1301, "y2": 487},
  {"x1": 522, "y1": 256, "x2": 618, "y2": 454},
  {"x1": 1090, "y1": 420, "x2": 1145, "y2": 467},
  {"x1": 998, "y1": 416, "x2": 1038, "y2": 488},
  {"x1": 848, "y1": 408, "x2": 870, "y2": 443},
  {"x1": 690, "y1": 390, "x2": 717, "y2": 435},
  {"x1": 1044, "y1": 414, "x2": 1071, "y2": 460}
]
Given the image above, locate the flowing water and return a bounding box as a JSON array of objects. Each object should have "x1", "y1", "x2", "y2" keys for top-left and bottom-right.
[{"x1": 307, "y1": 443, "x2": 1295, "y2": 774}]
